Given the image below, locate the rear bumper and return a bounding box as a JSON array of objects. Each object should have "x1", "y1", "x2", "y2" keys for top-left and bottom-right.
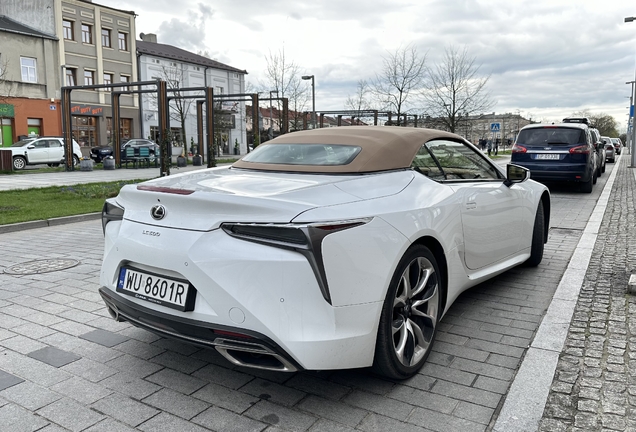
[{"x1": 99, "y1": 287, "x2": 302, "y2": 372}]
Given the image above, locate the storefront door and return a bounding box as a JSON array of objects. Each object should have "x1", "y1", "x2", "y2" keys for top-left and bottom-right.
[{"x1": 1, "y1": 121, "x2": 12, "y2": 147}]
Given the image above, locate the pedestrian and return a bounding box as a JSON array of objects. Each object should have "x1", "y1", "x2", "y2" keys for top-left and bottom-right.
[{"x1": 486, "y1": 139, "x2": 492, "y2": 156}]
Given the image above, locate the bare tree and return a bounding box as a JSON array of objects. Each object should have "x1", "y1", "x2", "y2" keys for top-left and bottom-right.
[
  {"x1": 0, "y1": 56, "x2": 16, "y2": 105},
  {"x1": 370, "y1": 44, "x2": 426, "y2": 125},
  {"x1": 422, "y1": 45, "x2": 494, "y2": 133},
  {"x1": 345, "y1": 79, "x2": 375, "y2": 125},
  {"x1": 260, "y1": 48, "x2": 309, "y2": 134},
  {"x1": 147, "y1": 64, "x2": 196, "y2": 150},
  {"x1": 571, "y1": 109, "x2": 619, "y2": 137},
  {"x1": 345, "y1": 79, "x2": 370, "y2": 112}
]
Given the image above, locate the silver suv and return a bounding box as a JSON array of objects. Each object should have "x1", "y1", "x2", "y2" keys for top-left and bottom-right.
[{"x1": 9, "y1": 137, "x2": 83, "y2": 170}]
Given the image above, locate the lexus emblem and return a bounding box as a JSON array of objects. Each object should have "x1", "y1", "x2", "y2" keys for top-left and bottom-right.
[{"x1": 150, "y1": 204, "x2": 166, "y2": 220}]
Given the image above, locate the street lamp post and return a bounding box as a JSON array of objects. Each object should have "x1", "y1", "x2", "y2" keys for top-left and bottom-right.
[
  {"x1": 626, "y1": 16, "x2": 636, "y2": 166},
  {"x1": 269, "y1": 90, "x2": 278, "y2": 139},
  {"x1": 301, "y1": 75, "x2": 316, "y2": 130}
]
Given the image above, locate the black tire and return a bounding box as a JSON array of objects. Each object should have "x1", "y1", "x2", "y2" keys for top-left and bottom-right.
[
  {"x1": 581, "y1": 172, "x2": 593, "y2": 193},
  {"x1": 592, "y1": 168, "x2": 598, "y2": 185},
  {"x1": 525, "y1": 200, "x2": 545, "y2": 267},
  {"x1": 610, "y1": 158, "x2": 615, "y2": 163},
  {"x1": 72, "y1": 155, "x2": 80, "y2": 167},
  {"x1": 601, "y1": 160, "x2": 606, "y2": 173},
  {"x1": 373, "y1": 245, "x2": 442, "y2": 380},
  {"x1": 13, "y1": 156, "x2": 26, "y2": 170}
]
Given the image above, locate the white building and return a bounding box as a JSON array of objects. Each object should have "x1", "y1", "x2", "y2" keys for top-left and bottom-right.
[{"x1": 136, "y1": 33, "x2": 248, "y2": 155}]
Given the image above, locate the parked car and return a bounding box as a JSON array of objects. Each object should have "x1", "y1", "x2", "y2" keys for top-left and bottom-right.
[
  {"x1": 99, "y1": 126, "x2": 550, "y2": 379},
  {"x1": 563, "y1": 117, "x2": 604, "y2": 177},
  {"x1": 588, "y1": 127, "x2": 605, "y2": 176},
  {"x1": 90, "y1": 139, "x2": 159, "y2": 163},
  {"x1": 9, "y1": 137, "x2": 82, "y2": 170},
  {"x1": 122, "y1": 139, "x2": 159, "y2": 157},
  {"x1": 512, "y1": 121, "x2": 597, "y2": 193},
  {"x1": 603, "y1": 139, "x2": 616, "y2": 163},
  {"x1": 89, "y1": 144, "x2": 114, "y2": 163},
  {"x1": 610, "y1": 138, "x2": 622, "y2": 155}
]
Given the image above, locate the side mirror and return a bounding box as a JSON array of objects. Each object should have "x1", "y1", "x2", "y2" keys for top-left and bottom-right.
[
  {"x1": 27, "y1": 145, "x2": 35, "y2": 149},
  {"x1": 504, "y1": 164, "x2": 530, "y2": 187}
]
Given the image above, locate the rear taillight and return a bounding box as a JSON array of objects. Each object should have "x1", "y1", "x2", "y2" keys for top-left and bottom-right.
[
  {"x1": 511, "y1": 144, "x2": 527, "y2": 153},
  {"x1": 102, "y1": 199, "x2": 124, "y2": 235},
  {"x1": 569, "y1": 145, "x2": 589, "y2": 154}
]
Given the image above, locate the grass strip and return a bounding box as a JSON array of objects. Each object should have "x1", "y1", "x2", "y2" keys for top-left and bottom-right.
[{"x1": 0, "y1": 180, "x2": 146, "y2": 225}]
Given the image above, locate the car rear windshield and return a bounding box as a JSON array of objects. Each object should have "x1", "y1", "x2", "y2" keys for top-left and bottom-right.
[
  {"x1": 241, "y1": 144, "x2": 361, "y2": 166},
  {"x1": 517, "y1": 127, "x2": 585, "y2": 146}
]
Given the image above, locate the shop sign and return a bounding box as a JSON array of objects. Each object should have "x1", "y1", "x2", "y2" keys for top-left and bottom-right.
[
  {"x1": 219, "y1": 114, "x2": 235, "y2": 129},
  {"x1": 0, "y1": 104, "x2": 15, "y2": 117},
  {"x1": 70, "y1": 104, "x2": 104, "y2": 116}
]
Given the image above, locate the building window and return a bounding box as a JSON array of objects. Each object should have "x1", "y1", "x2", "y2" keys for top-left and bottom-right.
[
  {"x1": 118, "y1": 32, "x2": 128, "y2": 51},
  {"x1": 65, "y1": 68, "x2": 76, "y2": 86},
  {"x1": 103, "y1": 72, "x2": 113, "y2": 88},
  {"x1": 63, "y1": 20, "x2": 74, "y2": 40},
  {"x1": 20, "y1": 57, "x2": 37, "y2": 83},
  {"x1": 120, "y1": 74, "x2": 129, "y2": 91},
  {"x1": 84, "y1": 70, "x2": 95, "y2": 86},
  {"x1": 101, "y1": 28, "x2": 111, "y2": 48},
  {"x1": 216, "y1": 86, "x2": 224, "y2": 95},
  {"x1": 81, "y1": 24, "x2": 92, "y2": 44}
]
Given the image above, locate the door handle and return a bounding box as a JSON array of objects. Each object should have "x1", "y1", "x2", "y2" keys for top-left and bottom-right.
[{"x1": 465, "y1": 202, "x2": 477, "y2": 210}]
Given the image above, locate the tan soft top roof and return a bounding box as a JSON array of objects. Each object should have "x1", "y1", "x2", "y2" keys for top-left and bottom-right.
[{"x1": 232, "y1": 126, "x2": 463, "y2": 173}]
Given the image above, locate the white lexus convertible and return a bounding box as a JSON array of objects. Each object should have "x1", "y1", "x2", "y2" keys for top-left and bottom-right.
[{"x1": 99, "y1": 126, "x2": 550, "y2": 379}]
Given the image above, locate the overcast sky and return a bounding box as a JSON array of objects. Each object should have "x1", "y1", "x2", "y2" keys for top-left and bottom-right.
[{"x1": 107, "y1": 0, "x2": 636, "y2": 129}]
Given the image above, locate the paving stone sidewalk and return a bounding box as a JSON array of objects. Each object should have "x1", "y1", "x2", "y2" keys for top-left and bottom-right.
[
  {"x1": 539, "y1": 155, "x2": 636, "y2": 431},
  {"x1": 0, "y1": 154, "x2": 607, "y2": 432}
]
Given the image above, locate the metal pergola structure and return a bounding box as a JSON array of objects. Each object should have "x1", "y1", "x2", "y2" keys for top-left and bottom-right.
[
  {"x1": 61, "y1": 80, "x2": 165, "y2": 172},
  {"x1": 61, "y1": 83, "x2": 282, "y2": 174},
  {"x1": 299, "y1": 110, "x2": 420, "y2": 129}
]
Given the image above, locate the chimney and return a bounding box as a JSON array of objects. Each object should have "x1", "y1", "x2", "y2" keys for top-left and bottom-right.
[{"x1": 139, "y1": 33, "x2": 157, "y2": 43}]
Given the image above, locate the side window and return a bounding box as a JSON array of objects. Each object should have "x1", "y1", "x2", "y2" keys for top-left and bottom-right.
[
  {"x1": 49, "y1": 140, "x2": 62, "y2": 148},
  {"x1": 33, "y1": 140, "x2": 48, "y2": 149},
  {"x1": 411, "y1": 145, "x2": 445, "y2": 181},
  {"x1": 425, "y1": 139, "x2": 501, "y2": 181}
]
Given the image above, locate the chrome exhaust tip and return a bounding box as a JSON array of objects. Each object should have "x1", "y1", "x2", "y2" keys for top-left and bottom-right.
[
  {"x1": 214, "y1": 339, "x2": 297, "y2": 372},
  {"x1": 104, "y1": 299, "x2": 125, "y2": 322}
]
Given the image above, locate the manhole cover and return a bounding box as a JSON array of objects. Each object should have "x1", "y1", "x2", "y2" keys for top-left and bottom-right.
[{"x1": 4, "y1": 258, "x2": 80, "y2": 275}]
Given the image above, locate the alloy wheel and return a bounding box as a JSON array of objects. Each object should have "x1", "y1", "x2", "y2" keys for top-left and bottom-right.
[{"x1": 391, "y1": 256, "x2": 439, "y2": 367}]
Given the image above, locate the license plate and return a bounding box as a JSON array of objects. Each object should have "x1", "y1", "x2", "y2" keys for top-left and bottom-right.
[
  {"x1": 116, "y1": 267, "x2": 195, "y2": 311},
  {"x1": 536, "y1": 154, "x2": 560, "y2": 160}
]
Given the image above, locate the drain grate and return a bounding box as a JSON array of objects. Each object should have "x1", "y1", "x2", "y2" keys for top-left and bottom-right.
[{"x1": 4, "y1": 258, "x2": 80, "y2": 275}]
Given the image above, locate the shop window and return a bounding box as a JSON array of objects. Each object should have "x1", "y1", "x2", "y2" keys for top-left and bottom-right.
[
  {"x1": 106, "y1": 117, "x2": 132, "y2": 142},
  {"x1": 72, "y1": 115, "x2": 98, "y2": 147}
]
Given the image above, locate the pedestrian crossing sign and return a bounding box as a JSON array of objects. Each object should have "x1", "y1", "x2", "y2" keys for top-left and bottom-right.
[{"x1": 490, "y1": 123, "x2": 501, "y2": 132}]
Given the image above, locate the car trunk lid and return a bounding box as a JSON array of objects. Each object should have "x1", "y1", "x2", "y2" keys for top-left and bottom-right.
[{"x1": 116, "y1": 167, "x2": 413, "y2": 231}]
